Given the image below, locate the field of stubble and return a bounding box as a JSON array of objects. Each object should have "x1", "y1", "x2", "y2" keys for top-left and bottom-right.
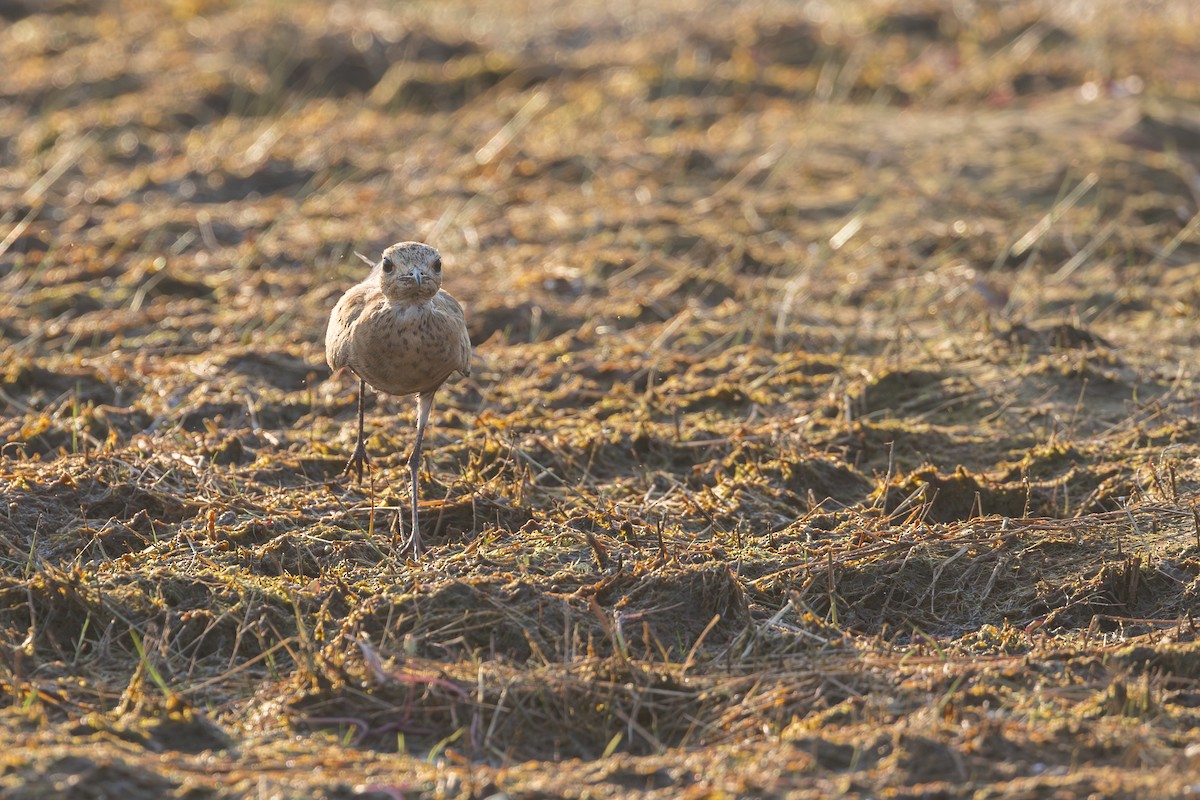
[{"x1": 4, "y1": 1, "x2": 1200, "y2": 797}]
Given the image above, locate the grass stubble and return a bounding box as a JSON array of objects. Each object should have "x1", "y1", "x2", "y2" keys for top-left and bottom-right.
[{"x1": 3, "y1": 0, "x2": 1200, "y2": 796}]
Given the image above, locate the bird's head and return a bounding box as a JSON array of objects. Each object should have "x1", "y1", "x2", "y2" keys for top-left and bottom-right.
[{"x1": 376, "y1": 241, "x2": 443, "y2": 302}]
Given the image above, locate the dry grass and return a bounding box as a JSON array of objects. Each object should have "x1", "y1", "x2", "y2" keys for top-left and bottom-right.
[{"x1": 4, "y1": 0, "x2": 1200, "y2": 796}]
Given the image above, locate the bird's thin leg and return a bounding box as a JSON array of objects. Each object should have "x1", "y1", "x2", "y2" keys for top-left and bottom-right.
[
  {"x1": 402, "y1": 390, "x2": 437, "y2": 559},
  {"x1": 342, "y1": 378, "x2": 371, "y2": 484}
]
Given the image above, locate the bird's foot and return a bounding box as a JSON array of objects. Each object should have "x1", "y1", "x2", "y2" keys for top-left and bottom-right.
[
  {"x1": 342, "y1": 441, "x2": 372, "y2": 484},
  {"x1": 391, "y1": 511, "x2": 423, "y2": 560}
]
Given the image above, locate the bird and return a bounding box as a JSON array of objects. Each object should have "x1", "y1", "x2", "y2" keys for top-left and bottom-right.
[{"x1": 325, "y1": 241, "x2": 472, "y2": 558}]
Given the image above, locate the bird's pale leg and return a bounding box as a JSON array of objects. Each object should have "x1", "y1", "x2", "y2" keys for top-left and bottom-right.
[
  {"x1": 402, "y1": 391, "x2": 437, "y2": 558},
  {"x1": 342, "y1": 378, "x2": 372, "y2": 484}
]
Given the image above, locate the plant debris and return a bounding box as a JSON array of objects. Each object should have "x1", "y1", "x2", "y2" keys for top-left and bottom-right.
[{"x1": 4, "y1": 0, "x2": 1200, "y2": 796}]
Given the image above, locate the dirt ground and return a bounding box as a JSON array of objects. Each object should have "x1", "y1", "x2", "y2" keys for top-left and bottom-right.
[{"x1": 4, "y1": 0, "x2": 1200, "y2": 797}]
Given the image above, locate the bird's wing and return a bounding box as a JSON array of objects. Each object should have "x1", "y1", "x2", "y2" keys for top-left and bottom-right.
[
  {"x1": 435, "y1": 290, "x2": 473, "y2": 377},
  {"x1": 457, "y1": 323, "x2": 473, "y2": 377},
  {"x1": 325, "y1": 285, "x2": 370, "y2": 372}
]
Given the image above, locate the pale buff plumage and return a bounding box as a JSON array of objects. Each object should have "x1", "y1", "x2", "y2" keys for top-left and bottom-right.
[{"x1": 325, "y1": 241, "x2": 471, "y2": 558}]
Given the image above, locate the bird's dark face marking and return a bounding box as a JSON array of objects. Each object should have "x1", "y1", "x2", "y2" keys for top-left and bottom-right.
[{"x1": 377, "y1": 242, "x2": 443, "y2": 302}]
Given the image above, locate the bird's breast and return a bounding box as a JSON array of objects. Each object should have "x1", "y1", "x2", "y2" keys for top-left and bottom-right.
[{"x1": 344, "y1": 297, "x2": 469, "y2": 396}]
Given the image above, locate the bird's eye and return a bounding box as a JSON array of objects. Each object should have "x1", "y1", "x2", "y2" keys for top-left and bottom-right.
[
  {"x1": 433, "y1": 257, "x2": 442, "y2": 273},
  {"x1": 381, "y1": 259, "x2": 393, "y2": 274}
]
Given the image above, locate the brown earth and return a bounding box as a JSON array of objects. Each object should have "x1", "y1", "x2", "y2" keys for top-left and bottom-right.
[{"x1": 4, "y1": 0, "x2": 1200, "y2": 797}]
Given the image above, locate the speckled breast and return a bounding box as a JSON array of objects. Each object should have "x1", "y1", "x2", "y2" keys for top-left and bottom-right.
[{"x1": 348, "y1": 298, "x2": 467, "y2": 396}]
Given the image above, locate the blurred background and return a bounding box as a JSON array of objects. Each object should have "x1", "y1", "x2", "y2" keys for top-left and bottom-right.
[{"x1": 4, "y1": 0, "x2": 1198, "y2": 371}]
